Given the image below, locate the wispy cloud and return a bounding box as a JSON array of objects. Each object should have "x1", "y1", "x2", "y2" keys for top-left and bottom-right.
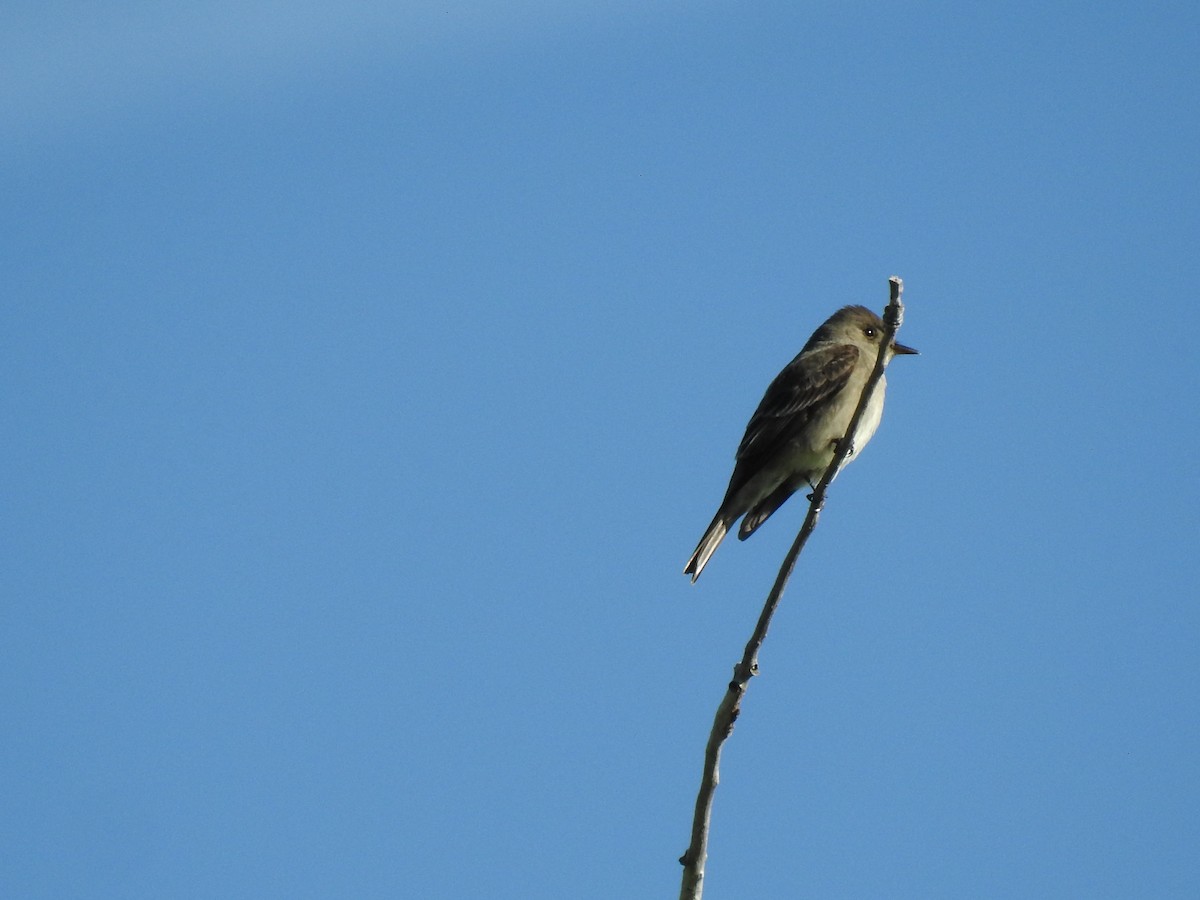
[{"x1": 1, "y1": 0, "x2": 676, "y2": 153}]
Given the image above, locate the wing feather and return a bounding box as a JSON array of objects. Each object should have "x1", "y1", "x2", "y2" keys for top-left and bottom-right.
[{"x1": 735, "y1": 343, "x2": 858, "y2": 461}]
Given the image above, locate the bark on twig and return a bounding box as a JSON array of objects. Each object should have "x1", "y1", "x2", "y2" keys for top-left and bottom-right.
[{"x1": 678, "y1": 277, "x2": 907, "y2": 900}]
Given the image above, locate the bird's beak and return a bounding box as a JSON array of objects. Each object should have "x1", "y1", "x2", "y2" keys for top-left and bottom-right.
[{"x1": 892, "y1": 341, "x2": 919, "y2": 356}]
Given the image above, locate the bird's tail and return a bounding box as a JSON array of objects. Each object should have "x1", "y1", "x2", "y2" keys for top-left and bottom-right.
[{"x1": 684, "y1": 513, "x2": 729, "y2": 583}]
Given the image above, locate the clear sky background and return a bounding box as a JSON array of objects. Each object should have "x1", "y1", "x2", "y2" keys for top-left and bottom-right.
[{"x1": 3, "y1": 2, "x2": 1198, "y2": 898}]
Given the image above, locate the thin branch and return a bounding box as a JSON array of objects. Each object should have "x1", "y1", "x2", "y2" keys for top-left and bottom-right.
[{"x1": 678, "y1": 277, "x2": 907, "y2": 900}]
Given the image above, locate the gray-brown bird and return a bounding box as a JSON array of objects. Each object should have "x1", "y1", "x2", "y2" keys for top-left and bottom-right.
[{"x1": 684, "y1": 305, "x2": 917, "y2": 582}]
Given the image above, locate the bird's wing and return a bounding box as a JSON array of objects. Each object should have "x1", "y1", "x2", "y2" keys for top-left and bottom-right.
[{"x1": 735, "y1": 343, "x2": 859, "y2": 461}]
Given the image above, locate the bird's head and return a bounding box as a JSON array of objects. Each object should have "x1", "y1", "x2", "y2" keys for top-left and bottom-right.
[{"x1": 812, "y1": 304, "x2": 919, "y2": 359}]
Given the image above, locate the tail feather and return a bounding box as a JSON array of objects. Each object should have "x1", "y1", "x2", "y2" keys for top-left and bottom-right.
[
  {"x1": 684, "y1": 514, "x2": 729, "y2": 583},
  {"x1": 738, "y1": 480, "x2": 800, "y2": 540}
]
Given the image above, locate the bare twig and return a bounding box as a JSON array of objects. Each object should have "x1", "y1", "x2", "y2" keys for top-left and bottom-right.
[{"x1": 678, "y1": 277, "x2": 906, "y2": 900}]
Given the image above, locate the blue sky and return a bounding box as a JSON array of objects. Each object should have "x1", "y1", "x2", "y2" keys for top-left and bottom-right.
[{"x1": 3, "y1": 2, "x2": 1198, "y2": 897}]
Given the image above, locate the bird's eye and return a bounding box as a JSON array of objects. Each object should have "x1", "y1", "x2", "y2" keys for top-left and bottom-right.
[{"x1": 864, "y1": 327, "x2": 877, "y2": 338}]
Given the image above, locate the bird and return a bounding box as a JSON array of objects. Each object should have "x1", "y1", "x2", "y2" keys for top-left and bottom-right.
[{"x1": 684, "y1": 305, "x2": 917, "y2": 582}]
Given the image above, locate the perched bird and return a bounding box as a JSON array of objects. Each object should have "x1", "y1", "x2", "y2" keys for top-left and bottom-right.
[{"x1": 684, "y1": 305, "x2": 917, "y2": 582}]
